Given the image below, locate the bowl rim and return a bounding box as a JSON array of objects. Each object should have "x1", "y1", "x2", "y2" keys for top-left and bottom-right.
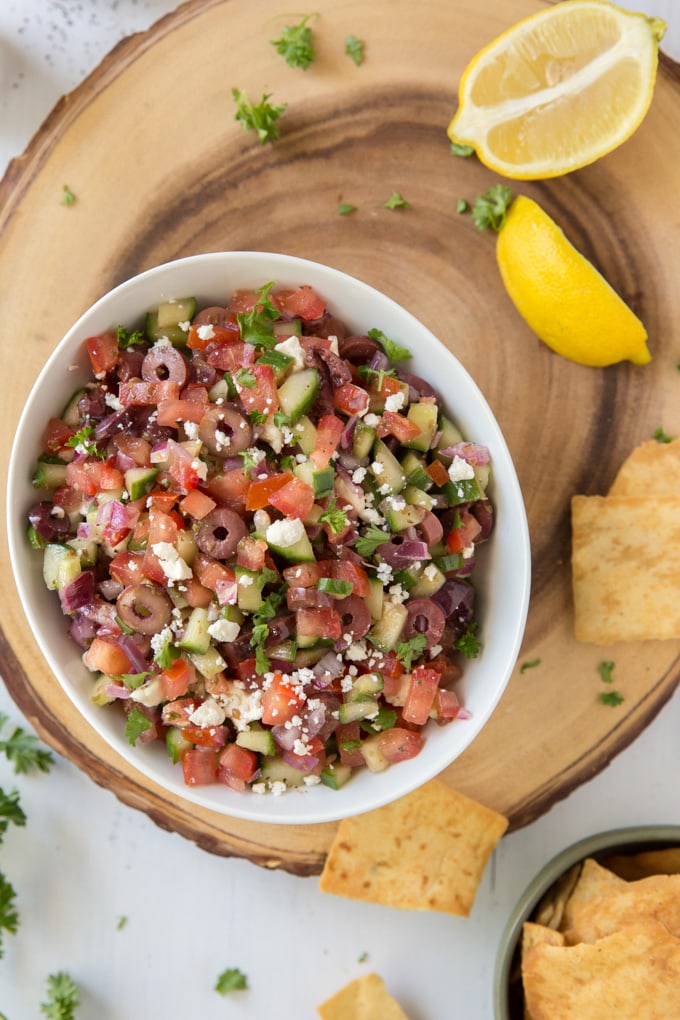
[
  {"x1": 493, "y1": 823, "x2": 680, "y2": 1019},
  {"x1": 7, "y1": 250, "x2": 531, "y2": 825}
]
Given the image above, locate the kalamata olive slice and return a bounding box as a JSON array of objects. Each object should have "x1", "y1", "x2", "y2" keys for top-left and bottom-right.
[
  {"x1": 470, "y1": 500, "x2": 495, "y2": 541},
  {"x1": 198, "y1": 404, "x2": 252, "y2": 456},
  {"x1": 335, "y1": 594, "x2": 372, "y2": 640},
  {"x1": 28, "y1": 501, "x2": 72, "y2": 543},
  {"x1": 196, "y1": 508, "x2": 247, "y2": 558},
  {"x1": 301, "y1": 337, "x2": 352, "y2": 387},
  {"x1": 417, "y1": 509, "x2": 444, "y2": 547},
  {"x1": 192, "y1": 305, "x2": 230, "y2": 327},
  {"x1": 116, "y1": 583, "x2": 173, "y2": 635},
  {"x1": 338, "y1": 334, "x2": 382, "y2": 364},
  {"x1": 402, "y1": 597, "x2": 446, "y2": 648},
  {"x1": 141, "y1": 345, "x2": 187, "y2": 385}
]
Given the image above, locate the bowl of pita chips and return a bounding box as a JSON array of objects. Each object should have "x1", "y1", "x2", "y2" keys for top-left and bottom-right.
[{"x1": 494, "y1": 825, "x2": 680, "y2": 1020}]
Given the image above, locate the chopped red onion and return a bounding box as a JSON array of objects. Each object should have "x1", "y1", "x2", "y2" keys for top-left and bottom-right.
[
  {"x1": 440, "y1": 441, "x2": 490, "y2": 465},
  {"x1": 281, "y1": 748, "x2": 320, "y2": 773},
  {"x1": 59, "y1": 571, "x2": 95, "y2": 614},
  {"x1": 215, "y1": 578, "x2": 238, "y2": 605},
  {"x1": 104, "y1": 683, "x2": 132, "y2": 700},
  {"x1": 377, "y1": 538, "x2": 431, "y2": 566}
]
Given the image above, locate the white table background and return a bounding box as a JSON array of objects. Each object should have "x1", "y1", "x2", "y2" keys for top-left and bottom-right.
[{"x1": 1, "y1": 2, "x2": 678, "y2": 1017}]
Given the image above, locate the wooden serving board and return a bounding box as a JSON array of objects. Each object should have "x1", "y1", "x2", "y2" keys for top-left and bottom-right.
[{"x1": 1, "y1": 0, "x2": 679, "y2": 876}]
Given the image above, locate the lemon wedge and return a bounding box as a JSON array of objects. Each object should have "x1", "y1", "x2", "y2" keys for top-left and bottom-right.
[
  {"x1": 448, "y1": 0, "x2": 666, "y2": 179},
  {"x1": 496, "y1": 195, "x2": 650, "y2": 366}
]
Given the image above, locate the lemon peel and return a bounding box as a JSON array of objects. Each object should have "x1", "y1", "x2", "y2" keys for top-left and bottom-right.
[
  {"x1": 448, "y1": 0, "x2": 666, "y2": 180},
  {"x1": 496, "y1": 195, "x2": 650, "y2": 367}
]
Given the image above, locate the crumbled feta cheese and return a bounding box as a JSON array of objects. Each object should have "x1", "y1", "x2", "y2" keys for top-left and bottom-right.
[
  {"x1": 371, "y1": 460, "x2": 384, "y2": 476},
  {"x1": 384, "y1": 391, "x2": 406, "y2": 412},
  {"x1": 424, "y1": 563, "x2": 439, "y2": 581},
  {"x1": 183, "y1": 420, "x2": 199, "y2": 440},
  {"x1": 387, "y1": 583, "x2": 408, "y2": 604},
  {"x1": 150, "y1": 626, "x2": 173, "y2": 656},
  {"x1": 150, "y1": 542, "x2": 193, "y2": 582},
  {"x1": 345, "y1": 640, "x2": 368, "y2": 661},
  {"x1": 303, "y1": 774, "x2": 321, "y2": 786},
  {"x1": 178, "y1": 320, "x2": 191, "y2": 332},
  {"x1": 266, "y1": 517, "x2": 305, "y2": 549},
  {"x1": 214, "y1": 682, "x2": 264, "y2": 732},
  {"x1": 352, "y1": 466, "x2": 367, "y2": 484},
  {"x1": 50, "y1": 505, "x2": 66, "y2": 519},
  {"x1": 364, "y1": 413, "x2": 380, "y2": 427},
  {"x1": 463, "y1": 543, "x2": 476, "y2": 559},
  {"x1": 429, "y1": 644, "x2": 443, "y2": 658},
  {"x1": 293, "y1": 738, "x2": 312, "y2": 756},
  {"x1": 340, "y1": 676, "x2": 354, "y2": 693},
  {"x1": 448, "y1": 455, "x2": 475, "y2": 482},
  {"x1": 153, "y1": 336, "x2": 172, "y2": 348},
  {"x1": 238, "y1": 573, "x2": 254, "y2": 587},
  {"x1": 270, "y1": 781, "x2": 287, "y2": 797},
  {"x1": 377, "y1": 561, "x2": 393, "y2": 584},
  {"x1": 189, "y1": 697, "x2": 227, "y2": 728},
  {"x1": 197, "y1": 323, "x2": 215, "y2": 341},
  {"x1": 104, "y1": 391, "x2": 123, "y2": 412},
  {"x1": 274, "y1": 334, "x2": 305, "y2": 369},
  {"x1": 192, "y1": 458, "x2": 208, "y2": 481},
  {"x1": 207, "y1": 618, "x2": 240, "y2": 643}
]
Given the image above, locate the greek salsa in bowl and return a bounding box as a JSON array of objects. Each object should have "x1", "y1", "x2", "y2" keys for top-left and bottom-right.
[{"x1": 25, "y1": 277, "x2": 494, "y2": 797}]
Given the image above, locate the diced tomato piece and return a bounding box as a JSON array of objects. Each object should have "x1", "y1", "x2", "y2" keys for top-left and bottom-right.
[
  {"x1": 65, "y1": 459, "x2": 125, "y2": 497},
  {"x1": 273, "y1": 285, "x2": 326, "y2": 321},
  {"x1": 156, "y1": 398, "x2": 207, "y2": 427},
  {"x1": 159, "y1": 658, "x2": 197, "y2": 701},
  {"x1": 402, "y1": 667, "x2": 441, "y2": 725},
  {"x1": 235, "y1": 659, "x2": 259, "y2": 685},
  {"x1": 426, "y1": 459, "x2": 450, "y2": 487},
  {"x1": 86, "y1": 331, "x2": 119, "y2": 376},
  {"x1": 428, "y1": 655, "x2": 463, "y2": 688},
  {"x1": 118, "y1": 379, "x2": 180, "y2": 407},
  {"x1": 333, "y1": 382, "x2": 370, "y2": 417},
  {"x1": 310, "y1": 415, "x2": 344, "y2": 469},
  {"x1": 44, "y1": 417, "x2": 75, "y2": 453},
  {"x1": 445, "y1": 509, "x2": 483, "y2": 554},
  {"x1": 261, "y1": 673, "x2": 305, "y2": 726},
  {"x1": 295, "y1": 606, "x2": 342, "y2": 641},
  {"x1": 180, "y1": 385, "x2": 210, "y2": 406},
  {"x1": 187, "y1": 321, "x2": 239, "y2": 350},
  {"x1": 377, "y1": 727, "x2": 424, "y2": 763},
  {"x1": 141, "y1": 510, "x2": 179, "y2": 583},
  {"x1": 179, "y1": 488, "x2": 217, "y2": 520},
  {"x1": 370, "y1": 650, "x2": 404, "y2": 682},
  {"x1": 83, "y1": 637, "x2": 132, "y2": 675},
  {"x1": 235, "y1": 364, "x2": 280, "y2": 416},
  {"x1": 269, "y1": 477, "x2": 315, "y2": 520},
  {"x1": 182, "y1": 722, "x2": 230, "y2": 749},
  {"x1": 109, "y1": 551, "x2": 145, "y2": 587},
  {"x1": 381, "y1": 672, "x2": 411, "y2": 706},
  {"x1": 182, "y1": 576, "x2": 214, "y2": 609},
  {"x1": 218, "y1": 743, "x2": 258, "y2": 784},
  {"x1": 206, "y1": 340, "x2": 255, "y2": 373},
  {"x1": 51, "y1": 485, "x2": 84, "y2": 515},
  {"x1": 432, "y1": 688, "x2": 461, "y2": 721},
  {"x1": 181, "y1": 747, "x2": 218, "y2": 786},
  {"x1": 162, "y1": 698, "x2": 198, "y2": 727},
  {"x1": 193, "y1": 552, "x2": 236, "y2": 594},
  {"x1": 336, "y1": 721, "x2": 365, "y2": 768},
  {"x1": 282, "y1": 561, "x2": 328, "y2": 587},
  {"x1": 370, "y1": 374, "x2": 404, "y2": 401},
  {"x1": 236, "y1": 535, "x2": 268, "y2": 571},
  {"x1": 205, "y1": 467, "x2": 250, "y2": 509},
  {"x1": 227, "y1": 290, "x2": 262, "y2": 315},
  {"x1": 330, "y1": 560, "x2": 370, "y2": 598},
  {"x1": 377, "y1": 411, "x2": 422, "y2": 443},
  {"x1": 245, "y1": 472, "x2": 294, "y2": 511}
]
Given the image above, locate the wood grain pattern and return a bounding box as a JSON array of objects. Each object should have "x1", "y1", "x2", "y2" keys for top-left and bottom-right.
[{"x1": 1, "y1": 0, "x2": 679, "y2": 875}]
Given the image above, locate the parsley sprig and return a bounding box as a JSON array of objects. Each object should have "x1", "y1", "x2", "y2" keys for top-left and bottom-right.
[
  {"x1": 40, "y1": 971, "x2": 80, "y2": 1020},
  {"x1": 455, "y1": 622, "x2": 481, "y2": 659},
  {"x1": 471, "y1": 184, "x2": 514, "y2": 232},
  {"x1": 0, "y1": 713, "x2": 54, "y2": 775},
  {"x1": 396, "y1": 634, "x2": 428, "y2": 670},
  {"x1": 345, "y1": 35, "x2": 365, "y2": 66},
  {"x1": 0, "y1": 872, "x2": 19, "y2": 959},
  {"x1": 354, "y1": 524, "x2": 391, "y2": 558},
  {"x1": 232, "y1": 88, "x2": 287, "y2": 144},
  {"x1": 116, "y1": 324, "x2": 145, "y2": 349},
  {"x1": 124, "y1": 706, "x2": 153, "y2": 746},
  {"x1": 271, "y1": 15, "x2": 316, "y2": 70},
  {"x1": 367, "y1": 328, "x2": 411, "y2": 364},
  {"x1": 65, "y1": 423, "x2": 106, "y2": 460},
  {"x1": 0, "y1": 788, "x2": 26, "y2": 844},
  {"x1": 318, "y1": 499, "x2": 350, "y2": 535},
  {"x1": 237, "y1": 281, "x2": 281, "y2": 347}
]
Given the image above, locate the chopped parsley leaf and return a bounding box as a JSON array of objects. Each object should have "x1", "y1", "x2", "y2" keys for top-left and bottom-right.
[
  {"x1": 271, "y1": 15, "x2": 315, "y2": 70},
  {"x1": 597, "y1": 660, "x2": 615, "y2": 684},
  {"x1": 455, "y1": 621, "x2": 481, "y2": 659},
  {"x1": 384, "y1": 191, "x2": 410, "y2": 210},
  {"x1": 116, "y1": 324, "x2": 145, "y2": 349},
  {"x1": 249, "y1": 409, "x2": 269, "y2": 426},
  {"x1": 0, "y1": 714, "x2": 54, "y2": 775},
  {"x1": 519, "y1": 658, "x2": 542, "y2": 674},
  {"x1": 472, "y1": 184, "x2": 514, "y2": 232},
  {"x1": 653, "y1": 425, "x2": 673, "y2": 444},
  {"x1": 396, "y1": 634, "x2": 428, "y2": 670},
  {"x1": 0, "y1": 788, "x2": 26, "y2": 844},
  {"x1": 599, "y1": 690, "x2": 624, "y2": 707},
  {"x1": 215, "y1": 967, "x2": 248, "y2": 995},
  {"x1": 232, "y1": 88, "x2": 287, "y2": 145},
  {"x1": 237, "y1": 281, "x2": 281, "y2": 347},
  {"x1": 354, "y1": 523, "x2": 391, "y2": 557},
  {"x1": 456, "y1": 198, "x2": 470, "y2": 214},
  {"x1": 0, "y1": 872, "x2": 19, "y2": 959},
  {"x1": 338, "y1": 202, "x2": 357, "y2": 215},
  {"x1": 60, "y1": 185, "x2": 76, "y2": 206},
  {"x1": 359, "y1": 705, "x2": 397, "y2": 734},
  {"x1": 235, "y1": 367, "x2": 257, "y2": 389},
  {"x1": 450, "y1": 142, "x2": 474, "y2": 157},
  {"x1": 367, "y1": 327, "x2": 411, "y2": 363},
  {"x1": 65, "y1": 424, "x2": 105, "y2": 459},
  {"x1": 318, "y1": 498, "x2": 350, "y2": 535},
  {"x1": 124, "y1": 706, "x2": 153, "y2": 746},
  {"x1": 345, "y1": 35, "x2": 365, "y2": 66}
]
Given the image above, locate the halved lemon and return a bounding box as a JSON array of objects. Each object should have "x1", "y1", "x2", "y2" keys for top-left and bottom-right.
[
  {"x1": 448, "y1": 0, "x2": 666, "y2": 179},
  {"x1": 497, "y1": 195, "x2": 651, "y2": 366}
]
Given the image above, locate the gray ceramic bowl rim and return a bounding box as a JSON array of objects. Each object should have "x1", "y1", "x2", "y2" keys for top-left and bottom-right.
[{"x1": 493, "y1": 824, "x2": 680, "y2": 1019}]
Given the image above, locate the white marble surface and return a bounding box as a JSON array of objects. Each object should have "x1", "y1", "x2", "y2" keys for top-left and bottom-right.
[{"x1": 1, "y1": 3, "x2": 678, "y2": 1017}]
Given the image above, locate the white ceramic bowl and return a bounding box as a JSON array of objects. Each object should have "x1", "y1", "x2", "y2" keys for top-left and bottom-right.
[{"x1": 7, "y1": 252, "x2": 530, "y2": 825}]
